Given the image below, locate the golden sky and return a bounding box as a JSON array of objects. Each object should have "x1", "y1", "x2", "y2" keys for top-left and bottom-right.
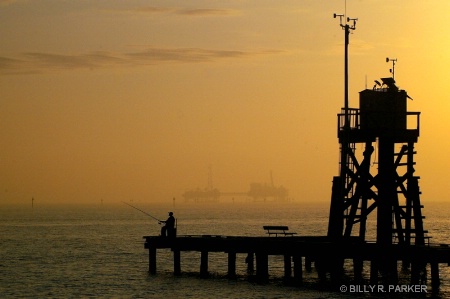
[{"x1": 1, "y1": 0, "x2": 449, "y2": 204}]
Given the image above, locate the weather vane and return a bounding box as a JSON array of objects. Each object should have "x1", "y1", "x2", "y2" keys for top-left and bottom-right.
[
  {"x1": 333, "y1": 14, "x2": 358, "y2": 33},
  {"x1": 386, "y1": 57, "x2": 397, "y2": 80}
]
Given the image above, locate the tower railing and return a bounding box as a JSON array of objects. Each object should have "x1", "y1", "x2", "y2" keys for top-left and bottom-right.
[
  {"x1": 337, "y1": 109, "x2": 420, "y2": 135},
  {"x1": 337, "y1": 108, "x2": 360, "y2": 132}
]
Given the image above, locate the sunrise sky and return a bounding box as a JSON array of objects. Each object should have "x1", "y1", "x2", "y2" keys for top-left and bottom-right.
[{"x1": 1, "y1": 0, "x2": 449, "y2": 205}]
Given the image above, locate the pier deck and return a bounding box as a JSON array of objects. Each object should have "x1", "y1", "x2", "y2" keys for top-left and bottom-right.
[{"x1": 143, "y1": 235, "x2": 450, "y2": 290}]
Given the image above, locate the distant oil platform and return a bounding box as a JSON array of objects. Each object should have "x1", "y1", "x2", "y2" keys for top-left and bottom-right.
[{"x1": 182, "y1": 170, "x2": 289, "y2": 202}]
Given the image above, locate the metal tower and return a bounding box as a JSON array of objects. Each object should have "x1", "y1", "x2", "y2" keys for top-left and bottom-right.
[
  {"x1": 328, "y1": 11, "x2": 427, "y2": 249},
  {"x1": 326, "y1": 11, "x2": 427, "y2": 282},
  {"x1": 327, "y1": 76, "x2": 426, "y2": 249}
]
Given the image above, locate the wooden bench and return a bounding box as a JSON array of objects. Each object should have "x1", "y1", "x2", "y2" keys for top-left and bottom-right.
[{"x1": 263, "y1": 226, "x2": 297, "y2": 237}]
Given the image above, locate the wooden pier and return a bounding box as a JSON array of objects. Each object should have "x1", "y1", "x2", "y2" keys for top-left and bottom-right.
[{"x1": 144, "y1": 235, "x2": 450, "y2": 291}]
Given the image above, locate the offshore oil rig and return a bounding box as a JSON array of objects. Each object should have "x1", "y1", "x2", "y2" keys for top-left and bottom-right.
[
  {"x1": 182, "y1": 183, "x2": 289, "y2": 202},
  {"x1": 182, "y1": 171, "x2": 289, "y2": 202},
  {"x1": 142, "y1": 14, "x2": 450, "y2": 292}
]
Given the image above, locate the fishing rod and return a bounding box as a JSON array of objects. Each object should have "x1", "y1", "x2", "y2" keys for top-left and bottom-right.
[{"x1": 122, "y1": 201, "x2": 161, "y2": 222}]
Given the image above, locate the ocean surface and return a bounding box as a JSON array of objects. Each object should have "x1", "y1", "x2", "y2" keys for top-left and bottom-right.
[{"x1": 1, "y1": 200, "x2": 450, "y2": 298}]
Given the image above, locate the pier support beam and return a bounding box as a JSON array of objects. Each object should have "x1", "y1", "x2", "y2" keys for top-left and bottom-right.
[
  {"x1": 149, "y1": 247, "x2": 156, "y2": 274},
  {"x1": 227, "y1": 252, "x2": 236, "y2": 279},
  {"x1": 293, "y1": 255, "x2": 303, "y2": 285},
  {"x1": 411, "y1": 256, "x2": 426, "y2": 286},
  {"x1": 411, "y1": 261, "x2": 420, "y2": 285},
  {"x1": 256, "y1": 252, "x2": 269, "y2": 284},
  {"x1": 370, "y1": 259, "x2": 378, "y2": 285},
  {"x1": 315, "y1": 257, "x2": 327, "y2": 281},
  {"x1": 353, "y1": 258, "x2": 363, "y2": 283},
  {"x1": 431, "y1": 262, "x2": 440, "y2": 290},
  {"x1": 284, "y1": 255, "x2": 292, "y2": 282},
  {"x1": 388, "y1": 259, "x2": 399, "y2": 285},
  {"x1": 330, "y1": 256, "x2": 345, "y2": 285},
  {"x1": 305, "y1": 256, "x2": 312, "y2": 272},
  {"x1": 246, "y1": 252, "x2": 254, "y2": 273},
  {"x1": 174, "y1": 249, "x2": 181, "y2": 276},
  {"x1": 200, "y1": 251, "x2": 209, "y2": 278}
]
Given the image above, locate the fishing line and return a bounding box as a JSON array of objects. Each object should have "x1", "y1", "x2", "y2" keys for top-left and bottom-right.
[{"x1": 122, "y1": 201, "x2": 161, "y2": 222}]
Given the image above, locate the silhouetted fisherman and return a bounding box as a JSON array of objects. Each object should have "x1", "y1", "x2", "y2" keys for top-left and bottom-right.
[{"x1": 159, "y1": 212, "x2": 176, "y2": 237}]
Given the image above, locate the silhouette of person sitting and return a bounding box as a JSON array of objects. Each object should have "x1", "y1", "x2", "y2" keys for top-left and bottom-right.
[{"x1": 159, "y1": 212, "x2": 176, "y2": 237}]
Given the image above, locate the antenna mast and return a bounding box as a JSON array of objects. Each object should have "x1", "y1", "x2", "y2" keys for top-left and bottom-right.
[
  {"x1": 333, "y1": 11, "x2": 358, "y2": 179},
  {"x1": 333, "y1": 13, "x2": 357, "y2": 129}
]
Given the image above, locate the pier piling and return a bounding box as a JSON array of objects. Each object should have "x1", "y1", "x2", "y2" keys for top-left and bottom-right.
[
  {"x1": 174, "y1": 249, "x2": 181, "y2": 276},
  {"x1": 431, "y1": 261, "x2": 440, "y2": 289},
  {"x1": 227, "y1": 252, "x2": 236, "y2": 279},
  {"x1": 245, "y1": 252, "x2": 254, "y2": 273},
  {"x1": 144, "y1": 235, "x2": 450, "y2": 291},
  {"x1": 149, "y1": 247, "x2": 156, "y2": 274},
  {"x1": 200, "y1": 251, "x2": 209, "y2": 278},
  {"x1": 283, "y1": 255, "x2": 291, "y2": 282},
  {"x1": 255, "y1": 252, "x2": 269, "y2": 284},
  {"x1": 293, "y1": 255, "x2": 302, "y2": 285}
]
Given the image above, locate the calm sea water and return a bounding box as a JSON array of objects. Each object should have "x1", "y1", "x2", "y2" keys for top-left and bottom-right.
[{"x1": 1, "y1": 200, "x2": 449, "y2": 298}]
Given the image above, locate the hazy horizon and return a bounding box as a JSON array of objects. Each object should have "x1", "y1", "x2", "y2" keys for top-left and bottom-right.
[{"x1": 1, "y1": 1, "x2": 450, "y2": 205}]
